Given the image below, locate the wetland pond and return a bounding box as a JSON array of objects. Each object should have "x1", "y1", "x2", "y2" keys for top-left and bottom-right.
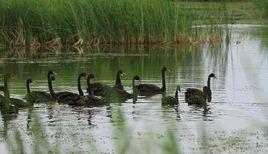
[{"x1": 1, "y1": 25, "x2": 268, "y2": 153}]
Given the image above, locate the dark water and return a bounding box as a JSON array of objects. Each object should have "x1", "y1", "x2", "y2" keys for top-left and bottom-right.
[{"x1": 0, "y1": 24, "x2": 268, "y2": 153}]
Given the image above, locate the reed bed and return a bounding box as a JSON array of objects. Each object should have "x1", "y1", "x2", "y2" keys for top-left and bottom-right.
[
  {"x1": 0, "y1": 0, "x2": 238, "y2": 51},
  {"x1": 0, "y1": 0, "x2": 193, "y2": 48},
  {"x1": 253, "y1": 0, "x2": 268, "y2": 19}
]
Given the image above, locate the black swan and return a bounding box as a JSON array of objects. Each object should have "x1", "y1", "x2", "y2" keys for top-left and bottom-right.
[
  {"x1": 69, "y1": 74, "x2": 108, "y2": 106},
  {"x1": 87, "y1": 71, "x2": 112, "y2": 96},
  {"x1": 185, "y1": 73, "x2": 217, "y2": 105},
  {"x1": 136, "y1": 67, "x2": 170, "y2": 96},
  {"x1": 48, "y1": 72, "x2": 86, "y2": 104},
  {"x1": 0, "y1": 74, "x2": 29, "y2": 108},
  {"x1": 0, "y1": 85, "x2": 18, "y2": 114},
  {"x1": 0, "y1": 98, "x2": 18, "y2": 114},
  {"x1": 77, "y1": 72, "x2": 87, "y2": 96},
  {"x1": 24, "y1": 78, "x2": 54, "y2": 103},
  {"x1": 114, "y1": 70, "x2": 126, "y2": 90},
  {"x1": 161, "y1": 85, "x2": 180, "y2": 106},
  {"x1": 109, "y1": 70, "x2": 132, "y2": 102},
  {"x1": 87, "y1": 70, "x2": 125, "y2": 97}
]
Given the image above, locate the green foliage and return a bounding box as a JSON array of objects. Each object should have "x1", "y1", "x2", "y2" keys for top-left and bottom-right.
[
  {"x1": 253, "y1": 0, "x2": 268, "y2": 18},
  {"x1": 10, "y1": 130, "x2": 24, "y2": 154},
  {"x1": 162, "y1": 129, "x2": 181, "y2": 154},
  {"x1": 113, "y1": 109, "x2": 132, "y2": 154},
  {"x1": 0, "y1": 0, "x2": 193, "y2": 46}
]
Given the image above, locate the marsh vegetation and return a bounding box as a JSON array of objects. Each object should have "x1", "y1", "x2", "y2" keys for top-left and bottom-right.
[
  {"x1": 0, "y1": 0, "x2": 243, "y2": 50},
  {"x1": 1, "y1": 0, "x2": 268, "y2": 153}
]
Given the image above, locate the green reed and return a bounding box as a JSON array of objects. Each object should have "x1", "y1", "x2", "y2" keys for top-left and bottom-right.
[
  {"x1": 0, "y1": 0, "x2": 193, "y2": 47},
  {"x1": 253, "y1": 0, "x2": 268, "y2": 19}
]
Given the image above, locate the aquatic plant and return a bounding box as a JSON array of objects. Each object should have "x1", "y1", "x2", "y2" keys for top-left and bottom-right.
[
  {"x1": 253, "y1": 0, "x2": 268, "y2": 19},
  {"x1": 0, "y1": 0, "x2": 193, "y2": 48},
  {"x1": 0, "y1": 0, "x2": 236, "y2": 50}
]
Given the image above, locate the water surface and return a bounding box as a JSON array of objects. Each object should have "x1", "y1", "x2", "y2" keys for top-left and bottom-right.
[{"x1": 0, "y1": 24, "x2": 268, "y2": 153}]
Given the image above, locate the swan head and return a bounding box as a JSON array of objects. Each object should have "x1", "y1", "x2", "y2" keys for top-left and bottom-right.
[
  {"x1": 162, "y1": 67, "x2": 170, "y2": 72},
  {"x1": 26, "y1": 79, "x2": 36, "y2": 85},
  {"x1": 209, "y1": 73, "x2": 217, "y2": 79},
  {"x1": 79, "y1": 72, "x2": 87, "y2": 78},
  {"x1": 87, "y1": 73, "x2": 95, "y2": 80},
  {"x1": 118, "y1": 70, "x2": 126, "y2": 77},
  {"x1": 133, "y1": 75, "x2": 140, "y2": 81},
  {"x1": 48, "y1": 70, "x2": 57, "y2": 77}
]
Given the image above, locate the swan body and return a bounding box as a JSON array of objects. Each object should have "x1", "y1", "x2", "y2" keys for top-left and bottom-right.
[
  {"x1": 48, "y1": 72, "x2": 86, "y2": 104},
  {"x1": 24, "y1": 78, "x2": 54, "y2": 103},
  {"x1": 185, "y1": 73, "x2": 216, "y2": 105},
  {"x1": 137, "y1": 67, "x2": 169, "y2": 96},
  {"x1": 161, "y1": 86, "x2": 180, "y2": 106},
  {"x1": 69, "y1": 74, "x2": 108, "y2": 106}
]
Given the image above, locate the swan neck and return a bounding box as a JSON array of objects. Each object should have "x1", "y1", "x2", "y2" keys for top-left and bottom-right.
[
  {"x1": 162, "y1": 70, "x2": 166, "y2": 91},
  {"x1": 78, "y1": 74, "x2": 84, "y2": 96},
  {"x1": 207, "y1": 76, "x2": 211, "y2": 89},
  {"x1": 48, "y1": 77, "x2": 55, "y2": 98},
  {"x1": 115, "y1": 73, "x2": 122, "y2": 89},
  {"x1": 175, "y1": 90, "x2": 178, "y2": 102},
  {"x1": 26, "y1": 81, "x2": 31, "y2": 94},
  {"x1": 132, "y1": 79, "x2": 135, "y2": 89}
]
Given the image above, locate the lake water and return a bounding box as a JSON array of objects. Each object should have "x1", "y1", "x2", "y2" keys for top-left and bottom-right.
[{"x1": 0, "y1": 24, "x2": 268, "y2": 153}]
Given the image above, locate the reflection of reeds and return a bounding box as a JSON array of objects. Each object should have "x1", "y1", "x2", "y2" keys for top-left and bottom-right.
[
  {"x1": 3, "y1": 107, "x2": 182, "y2": 153},
  {"x1": 6, "y1": 111, "x2": 57, "y2": 153},
  {"x1": 0, "y1": 41, "x2": 229, "y2": 84}
]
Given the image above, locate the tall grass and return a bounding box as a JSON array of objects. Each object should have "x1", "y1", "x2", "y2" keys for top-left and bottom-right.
[
  {"x1": 0, "y1": 0, "x2": 192, "y2": 47},
  {"x1": 253, "y1": 0, "x2": 268, "y2": 19},
  {"x1": 188, "y1": 1, "x2": 231, "y2": 45}
]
